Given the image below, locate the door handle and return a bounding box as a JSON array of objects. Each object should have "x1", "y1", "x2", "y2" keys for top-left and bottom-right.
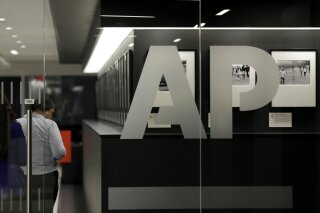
[{"x1": 26, "y1": 110, "x2": 32, "y2": 213}]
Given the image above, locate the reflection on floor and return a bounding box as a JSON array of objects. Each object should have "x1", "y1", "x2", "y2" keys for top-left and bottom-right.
[{"x1": 58, "y1": 184, "x2": 88, "y2": 213}]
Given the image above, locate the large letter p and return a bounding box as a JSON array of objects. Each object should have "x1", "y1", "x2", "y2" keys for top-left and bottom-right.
[{"x1": 210, "y1": 46, "x2": 279, "y2": 139}]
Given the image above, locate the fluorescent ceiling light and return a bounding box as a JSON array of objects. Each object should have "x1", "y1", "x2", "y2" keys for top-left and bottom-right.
[
  {"x1": 203, "y1": 27, "x2": 320, "y2": 30},
  {"x1": 0, "y1": 18, "x2": 5, "y2": 22},
  {"x1": 6, "y1": 27, "x2": 12, "y2": 30},
  {"x1": 101, "y1": 15, "x2": 156, "y2": 18},
  {"x1": 20, "y1": 45, "x2": 26, "y2": 48},
  {"x1": 91, "y1": 27, "x2": 320, "y2": 31},
  {"x1": 216, "y1": 9, "x2": 230, "y2": 16},
  {"x1": 173, "y1": 38, "x2": 181, "y2": 43},
  {"x1": 16, "y1": 41, "x2": 22, "y2": 44},
  {"x1": 84, "y1": 28, "x2": 133, "y2": 73},
  {"x1": 11, "y1": 35, "x2": 17, "y2": 38},
  {"x1": 99, "y1": 27, "x2": 198, "y2": 30},
  {"x1": 10, "y1": 50, "x2": 19, "y2": 55}
]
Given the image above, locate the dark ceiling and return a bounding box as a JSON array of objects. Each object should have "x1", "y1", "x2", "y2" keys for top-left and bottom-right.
[
  {"x1": 49, "y1": 0, "x2": 320, "y2": 64},
  {"x1": 101, "y1": 0, "x2": 320, "y2": 27},
  {"x1": 49, "y1": 0, "x2": 98, "y2": 64}
]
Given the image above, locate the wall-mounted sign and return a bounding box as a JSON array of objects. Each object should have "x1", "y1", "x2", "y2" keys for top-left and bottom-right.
[
  {"x1": 269, "y1": 113, "x2": 292, "y2": 128},
  {"x1": 24, "y1": 99, "x2": 34, "y2": 105}
]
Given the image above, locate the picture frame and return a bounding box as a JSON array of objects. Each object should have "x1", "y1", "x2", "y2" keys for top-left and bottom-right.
[{"x1": 271, "y1": 50, "x2": 316, "y2": 107}]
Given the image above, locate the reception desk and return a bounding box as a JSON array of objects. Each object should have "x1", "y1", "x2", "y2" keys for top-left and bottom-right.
[
  {"x1": 83, "y1": 120, "x2": 202, "y2": 213},
  {"x1": 82, "y1": 120, "x2": 320, "y2": 213}
]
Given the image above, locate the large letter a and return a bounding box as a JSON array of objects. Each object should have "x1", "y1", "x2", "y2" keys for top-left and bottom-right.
[{"x1": 121, "y1": 46, "x2": 207, "y2": 139}]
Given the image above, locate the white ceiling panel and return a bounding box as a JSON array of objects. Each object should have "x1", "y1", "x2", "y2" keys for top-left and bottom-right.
[{"x1": 0, "y1": 0, "x2": 58, "y2": 61}]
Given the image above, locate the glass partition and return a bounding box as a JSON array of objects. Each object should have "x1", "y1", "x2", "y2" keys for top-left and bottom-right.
[
  {"x1": 83, "y1": 0, "x2": 320, "y2": 212},
  {"x1": 2, "y1": 0, "x2": 319, "y2": 212},
  {"x1": 83, "y1": 0, "x2": 203, "y2": 212},
  {"x1": 0, "y1": 0, "x2": 49, "y2": 212},
  {"x1": 201, "y1": 0, "x2": 320, "y2": 212}
]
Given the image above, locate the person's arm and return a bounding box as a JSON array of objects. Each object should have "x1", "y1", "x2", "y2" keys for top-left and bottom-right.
[
  {"x1": 48, "y1": 121, "x2": 66, "y2": 160},
  {"x1": 9, "y1": 122, "x2": 26, "y2": 166},
  {"x1": 16, "y1": 134, "x2": 27, "y2": 166}
]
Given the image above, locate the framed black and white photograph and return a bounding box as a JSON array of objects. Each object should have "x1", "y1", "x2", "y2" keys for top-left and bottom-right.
[
  {"x1": 276, "y1": 60, "x2": 310, "y2": 85},
  {"x1": 271, "y1": 50, "x2": 316, "y2": 107},
  {"x1": 232, "y1": 64, "x2": 255, "y2": 107}
]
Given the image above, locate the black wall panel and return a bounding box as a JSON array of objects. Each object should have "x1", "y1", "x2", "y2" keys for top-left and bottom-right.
[{"x1": 133, "y1": 29, "x2": 320, "y2": 134}]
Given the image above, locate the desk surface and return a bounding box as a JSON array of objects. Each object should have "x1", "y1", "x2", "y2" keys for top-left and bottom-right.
[
  {"x1": 82, "y1": 120, "x2": 184, "y2": 138},
  {"x1": 83, "y1": 120, "x2": 123, "y2": 137}
]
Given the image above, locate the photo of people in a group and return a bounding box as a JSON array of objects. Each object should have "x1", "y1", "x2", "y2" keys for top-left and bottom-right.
[
  {"x1": 276, "y1": 60, "x2": 310, "y2": 85},
  {"x1": 232, "y1": 64, "x2": 251, "y2": 85}
]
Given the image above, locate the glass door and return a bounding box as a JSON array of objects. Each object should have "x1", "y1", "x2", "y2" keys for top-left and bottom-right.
[{"x1": 0, "y1": 0, "x2": 55, "y2": 212}]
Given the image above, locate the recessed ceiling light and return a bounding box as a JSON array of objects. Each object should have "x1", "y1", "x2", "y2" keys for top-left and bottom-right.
[
  {"x1": 5, "y1": 27, "x2": 12, "y2": 30},
  {"x1": 20, "y1": 45, "x2": 26, "y2": 49},
  {"x1": 193, "y1": 23, "x2": 206, "y2": 28},
  {"x1": 16, "y1": 41, "x2": 22, "y2": 44},
  {"x1": 128, "y1": 43, "x2": 135, "y2": 47},
  {"x1": 173, "y1": 38, "x2": 181, "y2": 43},
  {"x1": 0, "y1": 18, "x2": 6, "y2": 22},
  {"x1": 11, "y1": 35, "x2": 17, "y2": 38},
  {"x1": 10, "y1": 50, "x2": 19, "y2": 55},
  {"x1": 216, "y1": 9, "x2": 230, "y2": 16}
]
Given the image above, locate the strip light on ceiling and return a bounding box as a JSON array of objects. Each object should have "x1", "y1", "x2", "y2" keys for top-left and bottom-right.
[
  {"x1": 204, "y1": 27, "x2": 320, "y2": 30},
  {"x1": 101, "y1": 15, "x2": 156, "y2": 18},
  {"x1": 84, "y1": 28, "x2": 133, "y2": 73},
  {"x1": 216, "y1": 9, "x2": 230, "y2": 16}
]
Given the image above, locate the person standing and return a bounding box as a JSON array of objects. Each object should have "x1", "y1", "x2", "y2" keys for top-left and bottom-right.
[
  {"x1": 303, "y1": 66, "x2": 307, "y2": 77},
  {"x1": 280, "y1": 68, "x2": 287, "y2": 84},
  {"x1": 17, "y1": 98, "x2": 66, "y2": 212},
  {"x1": 243, "y1": 65, "x2": 250, "y2": 78},
  {"x1": 292, "y1": 66, "x2": 295, "y2": 81},
  {"x1": 300, "y1": 66, "x2": 303, "y2": 77}
]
